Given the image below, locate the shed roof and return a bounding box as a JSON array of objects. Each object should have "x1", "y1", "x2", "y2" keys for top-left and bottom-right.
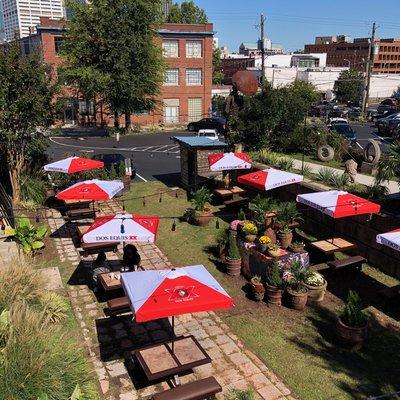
[{"x1": 173, "y1": 136, "x2": 228, "y2": 148}]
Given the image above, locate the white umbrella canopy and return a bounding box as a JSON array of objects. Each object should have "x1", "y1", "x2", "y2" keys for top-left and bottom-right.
[
  {"x1": 376, "y1": 229, "x2": 400, "y2": 252},
  {"x1": 56, "y1": 179, "x2": 123, "y2": 201},
  {"x1": 208, "y1": 152, "x2": 252, "y2": 171},
  {"x1": 44, "y1": 156, "x2": 104, "y2": 174}
]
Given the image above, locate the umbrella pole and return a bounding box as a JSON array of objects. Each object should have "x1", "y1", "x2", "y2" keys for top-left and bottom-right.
[{"x1": 172, "y1": 315, "x2": 175, "y2": 354}]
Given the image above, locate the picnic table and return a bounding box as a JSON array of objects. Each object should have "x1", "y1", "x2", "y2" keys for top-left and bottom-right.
[
  {"x1": 63, "y1": 199, "x2": 93, "y2": 210},
  {"x1": 98, "y1": 271, "x2": 123, "y2": 292},
  {"x1": 310, "y1": 237, "x2": 357, "y2": 255},
  {"x1": 213, "y1": 186, "x2": 246, "y2": 199},
  {"x1": 132, "y1": 335, "x2": 211, "y2": 382}
]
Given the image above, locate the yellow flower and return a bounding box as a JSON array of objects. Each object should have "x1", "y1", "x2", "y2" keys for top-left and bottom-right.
[
  {"x1": 243, "y1": 222, "x2": 257, "y2": 235},
  {"x1": 259, "y1": 236, "x2": 271, "y2": 245}
]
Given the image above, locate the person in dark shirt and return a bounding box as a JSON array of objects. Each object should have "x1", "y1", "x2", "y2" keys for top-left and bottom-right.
[{"x1": 122, "y1": 244, "x2": 141, "y2": 271}]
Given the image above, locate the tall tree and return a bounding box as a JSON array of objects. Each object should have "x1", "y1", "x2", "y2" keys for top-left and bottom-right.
[
  {"x1": 212, "y1": 48, "x2": 224, "y2": 85},
  {"x1": 0, "y1": 40, "x2": 55, "y2": 205},
  {"x1": 63, "y1": 0, "x2": 165, "y2": 129},
  {"x1": 334, "y1": 69, "x2": 364, "y2": 105},
  {"x1": 167, "y1": 1, "x2": 208, "y2": 24}
]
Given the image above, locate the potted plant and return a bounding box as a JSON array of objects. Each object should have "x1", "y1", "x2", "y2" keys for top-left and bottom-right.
[
  {"x1": 277, "y1": 223, "x2": 293, "y2": 249},
  {"x1": 267, "y1": 243, "x2": 281, "y2": 258},
  {"x1": 277, "y1": 202, "x2": 303, "y2": 229},
  {"x1": 336, "y1": 290, "x2": 368, "y2": 349},
  {"x1": 189, "y1": 187, "x2": 213, "y2": 226},
  {"x1": 249, "y1": 195, "x2": 278, "y2": 231},
  {"x1": 265, "y1": 263, "x2": 283, "y2": 305},
  {"x1": 303, "y1": 271, "x2": 327, "y2": 305},
  {"x1": 216, "y1": 228, "x2": 229, "y2": 260},
  {"x1": 242, "y1": 222, "x2": 258, "y2": 243},
  {"x1": 289, "y1": 241, "x2": 305, "y2": 253},
  {"x1": 258, "y1": 236, "x2": 271, "y2": 253},
  {"x1": 250, "y1": 275, "x2": 265, "y2": 301},
  {"x1": 286, "y1": 261, "x2": 308, "y2": 311},
  {"x1": 225, "y1": 233, "x2": 242, "y2": 276}
]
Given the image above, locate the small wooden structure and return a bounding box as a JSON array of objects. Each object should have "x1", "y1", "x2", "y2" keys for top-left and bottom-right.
[{"x1": 172, "y1": 136, "x2": 228, "y2": 189}]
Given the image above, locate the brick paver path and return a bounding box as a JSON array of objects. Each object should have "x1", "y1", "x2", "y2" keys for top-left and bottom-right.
[{"x1": 47, "y1": 201, "x2": 295, "y2": 400}]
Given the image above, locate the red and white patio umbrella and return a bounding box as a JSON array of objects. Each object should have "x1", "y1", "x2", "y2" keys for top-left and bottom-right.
[
  {"x1": 296, "y1": 190, "x2": 381, "y2": 218},
  {"x1": 208, "y1": 152, "x2": 251, "y2": 171},
  {"x1": 376, "y1": 229, "x2": 400, "y2": 252},
  {"x1": 56, "y1": 179, "x2": 123, "y2": 201},
  {"x1": 44, "y1": 156, "x2": 104, "y2": 174},
  {"x1": 121, "y1": 265, "x2": 233, "y2": 322},
  {"x1": 238, "y1": 168, "x2": 303, "y2": 191},
  {"x1": 82, "y1": 213, "x2": 160, "y2": 244}
]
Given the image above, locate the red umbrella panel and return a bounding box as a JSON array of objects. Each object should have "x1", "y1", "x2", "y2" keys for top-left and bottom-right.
[
  {"x1": 44, "y1": 156, "x2": 104, "y2": 174},
  {"x1": 208, "y1": 152, "x2": 251, "y2": 171}
]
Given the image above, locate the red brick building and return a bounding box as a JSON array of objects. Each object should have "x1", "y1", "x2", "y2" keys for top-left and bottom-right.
[{"x1": 19, "y1": 18, "x2": 214, "y2": 126}]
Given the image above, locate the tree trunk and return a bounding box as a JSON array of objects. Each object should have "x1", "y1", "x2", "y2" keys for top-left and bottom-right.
[
  {"x1": 114, "y1": 111, "x2": 120, "y2": 128},
  {"x1": 100, "y1": 100, "x2": 105, "y2": 127},
  {"x1": 125, "y1": 110, "x2": 131, "y2": 130},
  {"x1": 9, "y1": 168, "x2": 21, "y2": 206},
  {"x1": 93, "y1": 97, "x2": 97, "y2": 127}
]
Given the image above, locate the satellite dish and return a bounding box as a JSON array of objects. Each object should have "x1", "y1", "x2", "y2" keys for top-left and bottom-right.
[{"x1": 232, "y1": 71, "x2": 259, "y2": 96}]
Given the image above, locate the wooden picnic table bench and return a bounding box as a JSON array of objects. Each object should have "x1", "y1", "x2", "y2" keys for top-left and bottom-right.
[
  {"x1": 327, "y1": 255, "x2": 366, "y2": 272},
  {"x1": 66, "y1": 207, "x2": 96, "y2": 221},
  {"x1": 81, "y1": 242, "x2": 118, "y2": 257},
  {"x1": 152, "y1": 377, "x2": 222, "y2": 400},
  {"x1": 107, "y1": 296, "x2": 131, "y2": 316},
  {"x1": 223, "y1": 197, "x2": 249, "y2": 208}
]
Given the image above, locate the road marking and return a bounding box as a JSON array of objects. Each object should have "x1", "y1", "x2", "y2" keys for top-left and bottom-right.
[
  {"x1": 356, "y1": 142, "x2": 364, "y2": 150},
  {"x1": 135, "y1": 173, "x2": 148, "y2": 182}
]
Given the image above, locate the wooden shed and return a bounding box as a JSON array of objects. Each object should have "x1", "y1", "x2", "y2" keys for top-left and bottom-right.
[{"x1": 172, "y1": 136, "x2": 228, "y2": 189}]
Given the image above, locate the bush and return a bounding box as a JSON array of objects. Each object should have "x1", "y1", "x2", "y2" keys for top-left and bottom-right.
[
  {"x1": 13, "y1": 214, "x2": 48, "y2": 255},
  {"x1": 227, "y1": 233, "x2": 240, "y2": 260},
  {"x1": 257, "y1": 149, "x2": 294, "y2": 171},
  {"x1": 225, "y1": 388, "x2": 256, "y2": 400},
  {"x1": 340, "y1": 290, "x2": 368, "y2": 328},
  {"x1": 20, "y1": 173, "x2": 48, "y2": 205},
  {"x1": 0, "y1": 302, "x2": 98, "y2": 400},
  {"x1": 266, "y1": 263, "x2": 283, "y2": 288},
  {"x1": 40, "y1": 292, "x2": 69, "y2": 323}
]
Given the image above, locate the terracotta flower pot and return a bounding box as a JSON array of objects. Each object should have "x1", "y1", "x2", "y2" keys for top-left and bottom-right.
[
  {"x1": 277, "y1": 230, "x2": 293, "y2": 249},
  {"x1": 265, "y1": 284, "x2": 283, "y2": 305},
  {"x1": 193, "y1": 208, "x2": 213, "y2": 226},
  {"x1": 264, "y1": 212, "x2": 276, "y2": 229},
  {"x1": 286, "y1": 288, "x2": 308, "y2": 310},
  {"x1": 226, "y1": 257, "x2": 242, "y2": 276},
  {"x1": 245, "y1": 234, "x2": 257, "y2": 243},
  {"x1": 290, "y1": 244, "x2": 305, "y2": 253},
  {"x1": 268, "y1": 249, "x2": 281, "y2": 258},
  {"x1": 304, "y1": 279, "x2": 327, "y2": 305},
  {"x1": 336, "y1": 317, "x2": 368, "y2": 350},
  {"x1": 251, "y1": 279, "x2": 265, "y2": 301},
  {"x1": 264, "y1": 227, "x2": 277, "y2": 245}
]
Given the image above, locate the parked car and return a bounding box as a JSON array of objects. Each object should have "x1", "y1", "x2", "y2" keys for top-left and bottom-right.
[
  {"x1": 377, "y1": 98, "x2": 399, "y2": 115},
  {"x1": 387, "y1": 118, "x2": 400, "y2": 136},
  {"x1": 197, "y1": 129, "x2": 219, "y2": 140},
  {"x1": 375, "y1": 113, "x2": 400, "y2": 135},
  {"x1": 91, "y1": 153, "x2": 136, "y2": 178},
  {"x1": 328, "y1": 117, "x2": 348, "y2": 127},
  {"x1": 330, "y1": 123, "x2": 357, "y2": 145},
  {"x1": 371, "y1": 108, "x2": 398, "y2": 122},
  {"x1": 187, "y1": 117, "x2": 227, "y2": 134}
]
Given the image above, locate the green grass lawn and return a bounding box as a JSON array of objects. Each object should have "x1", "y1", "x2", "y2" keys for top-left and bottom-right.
[{"x1": 123, "y1": 182, "x2": 400, "y2": 400}]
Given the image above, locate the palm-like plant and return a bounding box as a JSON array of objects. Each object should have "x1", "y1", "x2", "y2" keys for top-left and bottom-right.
[
  {"x1": 190, "y1": 187, "x2": 212, "y2": 212},
  {"x1": 375, "y1": 142, "x2": 400, "y2": 187}
]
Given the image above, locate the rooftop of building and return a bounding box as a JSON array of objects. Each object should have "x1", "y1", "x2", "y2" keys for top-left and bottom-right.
[{"x1": 172, "y1": 136, "x2": 227, "y2": 148}]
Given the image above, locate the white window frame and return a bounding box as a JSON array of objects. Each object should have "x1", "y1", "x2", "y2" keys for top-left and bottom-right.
[
  {"x1": 186, "y1": 40, "x2": 202, "y2": 58},
  {"x1": 162, "y1": 40, "x2": 179, "y2": 58},
  {"x1": 186, "y1": 69, "x2": 202, "y2": 86},
  {"x1": 164, "y1": 68, "x2": 179, "y2": 86}
]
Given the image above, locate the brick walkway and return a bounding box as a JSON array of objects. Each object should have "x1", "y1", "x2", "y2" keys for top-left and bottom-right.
[{"x1": 47, "y1": 201, "x2": 295, "y2": 400}]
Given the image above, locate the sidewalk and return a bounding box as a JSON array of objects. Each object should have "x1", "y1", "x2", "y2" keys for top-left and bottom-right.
[
  {"x1": 47, "y1": 201, "x2": 295, "y2": 400},
  {"x1": 291, "y1": 159, "x2": 399, "y2": 194}
]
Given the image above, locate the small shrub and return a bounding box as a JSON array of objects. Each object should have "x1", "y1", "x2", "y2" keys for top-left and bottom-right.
[
  {"x1": 225, "y1": 388, "x2": 256, "y2": 400},
  {"x1": 40, "y1": 292, "x2": 69, "y2": 323},
  {"x1": 330, "y1": 172, "x2": 351, "y2": 190},
  {"x1": 266, "y1": 263, "x2": 282, "y2": 288},
  {"x1": 20, "y1": 174, "x2": 48, "y2": 205},
  {"x1": 227, "y1": 234, "x2": 240, "y2": 260},
  {"x1": 316, "y1": 167, "x2": 336, "y2": 185},
  {"x1": 302, "y1": 164, "x2": 313, "y2": 178},
  {"x1": 190, "y1": 187, "x2": 212, "y2": 212},
  {"x1": 366, "y1": 184, "x2": 390, "y2": 200},
  {"x1": 340, "y1": 290, "x2": 368, "y2": 327}
]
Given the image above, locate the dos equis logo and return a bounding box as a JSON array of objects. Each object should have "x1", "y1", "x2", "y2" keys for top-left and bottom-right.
[{"x1": 165, "y1": 286, "x2": 199, "y2": 303}]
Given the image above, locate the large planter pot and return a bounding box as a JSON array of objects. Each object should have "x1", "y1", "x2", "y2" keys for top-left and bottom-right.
[
  {"x1": 304, "y1": 280, "x2": 327, "y2": 305},
  {"x1": 286, "y1": 288, "x2": 308, "y2": 311},
  {"x1": 265, "y1": 284, "x2": 283, "y2": 305},
  {"x1": 244, "y1": 234, "x2": 257, "y2": 243},
  {"x1": 193, "y1": 208, "x2": 213, "y2": 226},
  {"x1": 336, "y1": 317, "x2": 368, "y2": 350},
  {"x1": 277, "y1": 230, "x2": 293, "y2": 249},
  {"x1": 251, "y1": 278, "x2": 265, "y2": 301},
  {"x1": 226, "y1": 257, "x2": 242, "y2": 276},
  {"x1": 264, "y1": 212, "x2": 276, "y2": 229}
]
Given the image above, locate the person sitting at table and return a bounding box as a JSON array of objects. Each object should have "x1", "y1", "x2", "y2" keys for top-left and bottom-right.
[
  {"x1": 122, "y1": 244, "x2": 141, "y2": 272},
  {"x1": 92, "y1": 251, "x2": 110, "y2": 291}
]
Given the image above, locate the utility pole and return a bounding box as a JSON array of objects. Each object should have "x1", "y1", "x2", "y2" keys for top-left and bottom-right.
[
  {"x1": 260, "y1": 13, "x2": 266, "y2": 87},
  {"x1": 362, "y1": 22, "x2": 376, "y2": 116}
]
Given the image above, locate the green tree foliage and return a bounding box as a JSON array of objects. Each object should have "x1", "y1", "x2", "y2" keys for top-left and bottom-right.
[
  {"x1": 63, "y1": 0, "x2": 165, "y2": 129},
  {"x1": 235, "y1": 81, "x2": 319, "y2": 150},
  {"x1": 375, "y1": 141, "x2": 400, "y2": 187},
  {"x1": 167, "y1": 1, "x2": 208, "y2": 24},
  {"x1": 212, "y1": 48, "x2": 224, "y2": 85},
  {"x1": 0, "y1": 40, "x2": 55, "y2": 204},
  {"x1": 334, "y1": 69, "x2": 364, "y2": 105}
]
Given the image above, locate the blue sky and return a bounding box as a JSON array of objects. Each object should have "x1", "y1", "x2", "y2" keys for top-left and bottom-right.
[{"x1": 178, "y1": 0, "x2": 400, "y2": 52}]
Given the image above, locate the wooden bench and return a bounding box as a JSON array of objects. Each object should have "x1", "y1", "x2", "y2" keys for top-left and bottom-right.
[
  {"x1": 107, "y1": 296, "x2": 131, "y2": 316},
  {"x1": 223, "y1": 197, "x2": 249, "y2": 208},
  {"x1": 327, "y1": 256, "x2": 366, "y2": 272},
  {"x1": 378, "y1": 285, "x2": 400, "y2": 308},
  {"x1": 81, "y1": 242, "x2": 118, "y2": 257},
  {"x1": 66, "y1": 208, "x2": 95, "y2": 221},
  {"x1": 152, "y1": 377, "x2": 222, "y2": 400}
]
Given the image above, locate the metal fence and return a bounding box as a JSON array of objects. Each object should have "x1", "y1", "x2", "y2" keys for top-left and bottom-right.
[{"x1": 0, "y1": 181, "x2": 14, "y2": 227}]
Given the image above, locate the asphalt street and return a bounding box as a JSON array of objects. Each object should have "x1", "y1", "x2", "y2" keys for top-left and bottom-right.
[{"x1": 48, "y1": 123, "x2": 389, "y2": 182}]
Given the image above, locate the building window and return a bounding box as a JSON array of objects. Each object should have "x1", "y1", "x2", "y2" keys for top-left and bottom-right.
[
  {"x1": 162, "y1": 40, "x2": 179, "y2": 58},
  {"x1": 164, "y1": 68, "x2": 179, "y2": 86},
  {"x1": 188, "y1": 98, "x2": 202, "y2": 122},
  {"x1": 54, "y1": 36, "x2": 64, "y2": 55},
  {"x1": 186, "y1": 40, "x2": 202, "y2": 58},
  {"x1": 163, "y1": 99, "x2": 180, "y2": 123},
  {"x1": 186, "y1": 68, "x2": 202, "y2": 85}
]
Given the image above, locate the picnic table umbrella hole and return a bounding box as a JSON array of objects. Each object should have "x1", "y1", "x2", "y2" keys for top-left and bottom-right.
[
  {"x1": 121, "y1": 265, "x2": 233, "y2": 353},
  {"x1": 44, "y1": 156, "x2": 104, "y2": 174}
]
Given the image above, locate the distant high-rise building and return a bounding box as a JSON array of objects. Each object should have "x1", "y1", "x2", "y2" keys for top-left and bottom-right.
[
  {"x1": 161, "y1": 0, "x2": 171, "y2": 19},
  {"x1": 1, "y1": 0, "x2": 64, "y2": 41},
  {"x1": 0, "y1": 1, "x2": 5, "y2": 43}
]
